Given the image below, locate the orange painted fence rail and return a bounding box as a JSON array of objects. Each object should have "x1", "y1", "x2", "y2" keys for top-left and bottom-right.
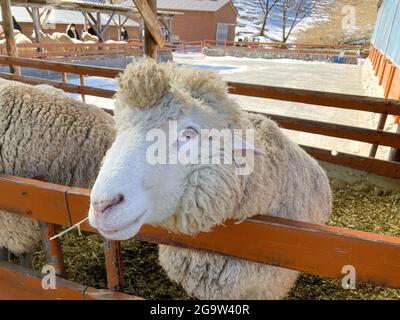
[
  {"x1": 0, "y1": 41, "x2": 174, "y2": 60},
  {"x1": 369, "y1": 45, "x2": 400, "y2": 126},
  {"x1": 1, "y1": 174, "x2": 400, "y2": 294},
  {"x1": 0, "y1": 40, "x2": 369, "y2": 60},
  {"x1": 204, "y1": 40, "x2": 370, "y2": 58},
  {"x1": 0, "y1": 260, "x2": 141, "y2": 300}
]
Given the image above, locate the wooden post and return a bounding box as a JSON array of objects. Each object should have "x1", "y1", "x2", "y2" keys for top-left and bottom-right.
[
  {"x1": 389, "y1": 121, "x2": 400, "y2": 162},
  {"x1": 61, "y1": 72, "x2": 68, "y2": 83},
  {"x1": 117, "y1": 15, "x2": 121, "y2": 41},
  {"x1": 40, "y1": 222, "x2": 66, "y2": 277},
  {"x1": 368, "y1": 113, "x2": 388, "y2": 158},
  {"x1": 144, "y1": 0, "x2": 157, "y2": 60},
  {"x1": 0, "y1": 0, "x2": 20, "y2": 75},
  {"x1": 80, "y1": 74, "x2": 86, "y2": 102},
  {"x1": 104, "y1": 240, "x2": 124, "y2": 291}
]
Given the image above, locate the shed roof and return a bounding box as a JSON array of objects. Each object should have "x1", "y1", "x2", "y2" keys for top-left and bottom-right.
[
  {"x1": 1, "y1": 6, "x2": 139, "y2": 26},
  {"x1": 119, "y1": 0, "x2": 237, "y2": 13},
  {"x1": 157, "y1": 0, "x2": 233, "y2": 12}
]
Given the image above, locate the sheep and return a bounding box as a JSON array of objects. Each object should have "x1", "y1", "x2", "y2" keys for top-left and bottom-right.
[
  {"x1": 51, "y1": 32, "x2": 75, "y2": 52},
  {"x1": 81, "y1": 32, "x2": 99, "y2": 43},
  {"x1": 88, "y1": 59, "x2": 332, "y2": 300},
  {"x1": 0, "y1": 80, "x2": 115, "y2": 256},
  {"x1": 51, "y1": 32, "x2": 73, "y2": 43},
  {"x1": 13, "y1": 30, "x2": 35, "y2": 54},
  {"x1": 31, "y1": 30, "x2": 60, "y2": 52}
]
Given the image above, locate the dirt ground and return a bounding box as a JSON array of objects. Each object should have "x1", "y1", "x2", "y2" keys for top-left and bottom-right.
[
  {"x1": 296, "y1": 0, "x2": 379, "y2": 45},
  {"x1": 32, "y1": 188, "x2": 400, "y2": 300}
]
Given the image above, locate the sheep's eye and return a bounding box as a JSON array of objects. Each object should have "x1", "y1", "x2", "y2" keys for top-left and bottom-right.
[{"x1": 178, "y1": 127, "x2": 198, "y2": 142}]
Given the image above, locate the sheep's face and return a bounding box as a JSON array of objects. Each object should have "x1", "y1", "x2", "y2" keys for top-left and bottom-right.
[{"x1": 89, "y1": 59, "x2": 261, "y2": 240}]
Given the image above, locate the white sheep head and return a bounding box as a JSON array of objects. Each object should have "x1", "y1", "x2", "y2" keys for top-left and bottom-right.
[{"x1": 89, "y1": 58, "x2": 263, "y2": 240}]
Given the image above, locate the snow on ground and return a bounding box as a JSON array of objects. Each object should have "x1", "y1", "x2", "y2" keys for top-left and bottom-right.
[{"x1": 79, "y1": 53, "x2": 375, "y2": 158}]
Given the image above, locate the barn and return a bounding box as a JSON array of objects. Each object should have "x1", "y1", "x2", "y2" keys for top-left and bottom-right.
[
  {"x1": 152, "y1": 0, "x2": 238, "y2": 41},
  {"x1": 368, "y1": 0, "x2": 400, "y2": 160},
  {"x1": 1, "y1": 2, "x2": 141, "y2": 41},
  {"x1": 369, "y1": 0, "x2": 400, "y2": 101}
]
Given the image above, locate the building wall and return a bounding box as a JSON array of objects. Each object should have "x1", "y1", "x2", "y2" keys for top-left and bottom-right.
[
  {"x1": 371, "y1": 0, "x2": 400, "y2": 66},
  {"x1": 168, "y1": 10, "x2": 216, "y2": 41},
  {"x1": 369, "y1": 0, "x2": 400, "y2": 101},
  {"x1": 165, "y1": 4, "x2": 237, "y2": 41},
  {"x1": 214, "y1": 2, "x2": 237, "y2": 42},
  {"x1": 18, "y1": 22, "x2": 139, "y2": 41}
]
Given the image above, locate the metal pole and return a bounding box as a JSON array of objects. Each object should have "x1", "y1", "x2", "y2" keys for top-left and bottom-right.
[{"x1": 32, "y1": 6, "x2": 42, "y2": 52}]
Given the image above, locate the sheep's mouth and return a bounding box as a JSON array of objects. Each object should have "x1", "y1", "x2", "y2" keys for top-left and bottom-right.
[{"x1": 98, "y1": 210, "x2": 147, "y2": 241}]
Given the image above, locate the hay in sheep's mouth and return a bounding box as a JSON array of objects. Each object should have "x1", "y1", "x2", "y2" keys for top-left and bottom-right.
[{"x1": 32, "y1": 187, "x2": 400, "y2": 300}]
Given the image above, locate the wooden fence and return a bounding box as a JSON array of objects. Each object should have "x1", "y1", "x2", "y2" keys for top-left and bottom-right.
[
  {"x1": 0, "y1": 41, "x2": 176, "y2": 60},
  {"x1": 203, "y1": 40, "x2": 370, "y2": 59},
  {"x1": 0, "y1": 56, "x2": 400, "y2": 299},
  {"x1": 0, "y1": 40, "x2": 369, "y2": 61},
  {"x1": 369, "y1": 46, "x2": 400, "y2": 124}
]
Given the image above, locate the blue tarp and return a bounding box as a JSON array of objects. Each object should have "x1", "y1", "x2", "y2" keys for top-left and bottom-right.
[{"x1": 371, "y1": 0, "x2": 400, "y2": 67}]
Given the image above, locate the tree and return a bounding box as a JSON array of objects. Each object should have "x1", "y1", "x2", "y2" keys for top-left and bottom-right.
[
  {"x1": 276, "y1": 0, "x2": 318, "y2": 43},
  {"x1": 257, "y1": 0, "x2": 280, "y2": 36}
]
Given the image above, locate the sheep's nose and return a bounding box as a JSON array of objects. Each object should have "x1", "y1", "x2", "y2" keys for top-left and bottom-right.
[{"x1": 92, "y1": 194, "x2": 124, "y2": 216}]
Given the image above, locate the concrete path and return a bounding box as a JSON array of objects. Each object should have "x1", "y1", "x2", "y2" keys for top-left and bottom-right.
[
  {"x1": 174, "y1": 54, "x2": 373, "y2": 157},
  {"x1": 86, "y1": 53, "x2": 375, "y2": 157}
]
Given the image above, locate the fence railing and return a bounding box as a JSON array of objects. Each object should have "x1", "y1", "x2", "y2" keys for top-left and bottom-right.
[
  {"x1": 0, "y1": 40, "x2": 175, "y2": 60},
  {"x1": 203, "y1": 40, "x2": 370, "y2": 58},
  {"x1": 0, "y1": 56, "x2": 400, "y2": 299},
  {"x1": 369, "y1": 46, "x2": 400, "y2": 126},
  {"x1": 0, "y1": 39, "x2": 370, "y2": 60},
  {"x1": 0, "y1": 55, "x2": 399, "y2": 178}
]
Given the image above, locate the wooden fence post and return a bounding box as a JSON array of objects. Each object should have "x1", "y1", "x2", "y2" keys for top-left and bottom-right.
[
  {"x1": 0, "y1": 0, "x2": 21, "y2": 75},
  {"x1": 40, "y1": 222, "x2": 66, "y2": 277},
  {"x1": 80, "y1": 74, "x2": 86, "y2": 102},
  {"x1": 104, "y1": 240, "x2": 124, "y2": 291},
  {"x1": 389, "y1": 124, "x2": 400, "y2": 162},
  {"x1": 144, "y1": 0, "x2": 158, "y2": 60}
]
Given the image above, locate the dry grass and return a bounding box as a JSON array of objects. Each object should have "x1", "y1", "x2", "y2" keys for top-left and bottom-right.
[
  {"x1": 32, "y1": 187, "x2": 400, "y2": 300},
  {"x1": 296, "y1": 0, "x2": 379, "y2": 45}
]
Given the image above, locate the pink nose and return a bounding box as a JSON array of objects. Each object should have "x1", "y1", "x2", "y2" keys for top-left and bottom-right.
[{"x1": 92, "y1": 194, "x2": 124, "y2": 217}]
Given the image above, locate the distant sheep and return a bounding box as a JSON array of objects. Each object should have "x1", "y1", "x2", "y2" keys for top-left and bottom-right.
[
  {"x1": 81, "y1": 32, "x2": 99, "y2": 43},
  {"x1": 14, "y1": 30, "x2": 35, "y2": 54},
  {"x1": 32, "y1": 31, "x2": 59, "y2": 52},
  {"x1": 89, "y1": 59, "x2": 332, "y2": 299},
  {"x1": 0, "y1": 80, "x2": 115, "y2": 255}
]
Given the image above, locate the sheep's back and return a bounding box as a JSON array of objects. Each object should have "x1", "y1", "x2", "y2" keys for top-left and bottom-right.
[
  {"x1": 0, "y1": 81, "x2": 115, "y2": 188},
  {"x1": 242, "y1": 113, "x2": 332, "y2": 225}
]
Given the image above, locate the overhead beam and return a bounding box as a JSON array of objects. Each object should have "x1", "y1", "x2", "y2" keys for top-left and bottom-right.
[
  {"x1": 142, "y1": 0, "x2": 158, "y2": 59},
  {"x1": 132, "y1": 0, "x2": 164, "y2": 49}
]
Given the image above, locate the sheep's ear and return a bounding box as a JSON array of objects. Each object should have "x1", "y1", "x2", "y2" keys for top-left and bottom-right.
[
  {"x1": 232, "y1": 135, "x2": 264, "y2": 157},
  {"x1": 174, "y1": 68, "x2": 228, "y2": 104},
  {"x1": 115, "y1": 58, "x2": 170, "y2": 109}
]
